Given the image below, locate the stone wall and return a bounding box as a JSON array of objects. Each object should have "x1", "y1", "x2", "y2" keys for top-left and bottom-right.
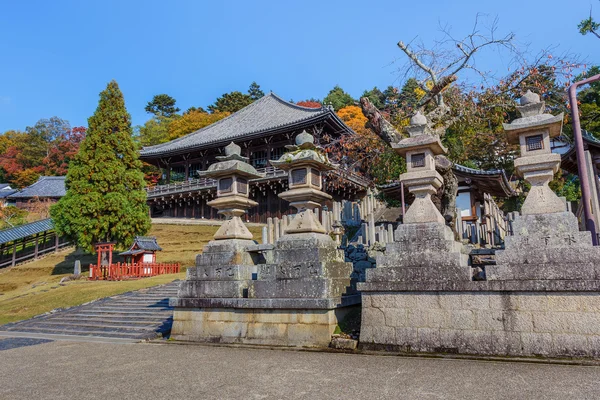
[
  {"x1": 361, "y1": 291, "x2": 600, "y2": 358},
  {"x1": 172, "y1": 306, "x2": 357, "y2": 347}
]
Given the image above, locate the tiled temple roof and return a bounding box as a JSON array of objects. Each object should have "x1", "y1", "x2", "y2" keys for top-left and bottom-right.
[
  {"x1": 8, "y1": 176, "x2": 66, "y2": 199},
  {"x1": 139, "y1": 93, "x2": 351, "y2": 158},
  {"x1": 379, "y1": 164, "x2": 516, "y2": 198}
]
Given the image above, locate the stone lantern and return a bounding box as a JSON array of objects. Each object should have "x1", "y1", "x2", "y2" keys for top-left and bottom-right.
[
  {"x1": 198, "y1": 141, "x2": 264, "y2": 240},
  {"x1": 392, "y1": 112, "x2": 447, "y2": 224},
  {"x1": 270, "y1": 130, "x2": 334, "y2": 235},
  {"x1": 503, "y1": 90, "x2": 564, "y2": 215}
]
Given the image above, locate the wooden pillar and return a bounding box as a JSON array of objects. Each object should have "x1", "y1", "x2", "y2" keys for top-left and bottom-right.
[
  {"x1": 55, "y1": 233, "x2": 59, "y2": 253},
  {"x1": 166, "y1": 164, "x2": 171, "y2": 184},
  {"x1": 34, "y1": 233, "x2": 39, "y2": 259},
  {"x1": 11, "y1": 240, "x2": 17, "y2": 267},
  {"x1": 184, "y1": 161, "x2": 190, "y2": 181}
]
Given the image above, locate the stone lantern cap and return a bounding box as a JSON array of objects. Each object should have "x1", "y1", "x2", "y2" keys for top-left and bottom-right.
[
  {"x1": 198, "y1": 142, "x2": 264, "y2": 179},
  {"x1": 392, "y1": 112, "x2": 447, "y2": 156},
  {"x1": 270, "y1": 130, "x2": 336, "y2": 172},
  {"x1": 503, "y1": 90, "x2": 563, "y2": 144}
]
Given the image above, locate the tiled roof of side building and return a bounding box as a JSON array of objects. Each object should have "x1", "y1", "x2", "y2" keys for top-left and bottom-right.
[
  {"x1": 0, "y1": 189, "x2": 18, "y2": 199},
  {"x1": 139, "y1": 93, "x2": 349, "y2": 158},
  {"x1": 0, "y1": 219, "x2": 54, "y2": 245},
  {"x1": 133, "y1": 236, "x2": 162, "y2": 251},
  {"x1": 0, "y1": 183, "x2": 13, "y2": 191},
  {"x1": 8, "y1": 176, "x2": 67, "y2": 199}
]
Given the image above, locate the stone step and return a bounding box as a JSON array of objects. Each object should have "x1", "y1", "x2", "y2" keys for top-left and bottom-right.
[
  {"x1": 3, "y1": 326, "x2": 158, "y2": 339},
  {"x1": 0, "y1": 282, "x2": 179, "y2": 341},
  {"x1": 49, "y1": 317, "x2": 171, "y2": 325},
  {"x1": 64, "y1": 313, "x2": 172, "y2": 320},
  {"x1": 103, "y1": 302, "x2": 170, "y2": 307},
  {"x1": 21, "y1": 321, "x2": 163, "y2": 331},
  {"x1": 90, "y1": 306, "x2": 172, "y2": 312},
  {"x1": 69, "y1": 309, "x2": 173, "y2": 317}
]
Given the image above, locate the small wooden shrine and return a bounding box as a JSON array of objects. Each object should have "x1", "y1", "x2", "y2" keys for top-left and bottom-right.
[
  {"x1": 119, "y1": 236, "x2": 162, "y2": 264},
  {"x1": 89, "y1": 238, "x2": 179, "y2": 280}
]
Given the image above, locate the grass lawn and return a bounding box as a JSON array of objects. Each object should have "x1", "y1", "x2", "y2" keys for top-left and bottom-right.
[{"x1": 0, "y1": 223, "x2": 262, "y2": 325}]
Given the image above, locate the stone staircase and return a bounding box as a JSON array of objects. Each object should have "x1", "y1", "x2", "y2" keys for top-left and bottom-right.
[{"x1": 0, "y1": 281, "x2": 181, "y2": 342}]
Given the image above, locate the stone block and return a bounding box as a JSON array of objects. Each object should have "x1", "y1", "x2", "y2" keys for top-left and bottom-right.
[
  {"x1": 288, "y1": 323, "x2": 333, "y2": 347},
  {"x1": 178, "y1": 280, "x2": 247, "y2": 298},
  {"x1": 502, "y1": 310, "x2": 533, "y2": 332},
  {"x1": 578, "y1": 295, "x2": 600, "y2": 312},
  {"x1": 517, "y1": 294, "x2": 548, "y2": 311},
  {"x1": 437, "y1": 329, "x2": 464, "y2": 352},
  {"x1": 362, "y1": 307, "x2": 385, "y2": 326},
  {"x1": 368, "y1": 326, "x2": 396, "y2": 345},
  {"x1": 407, "y1": 309, "x2": 429, "y2": 327},
  {"x1": 463, "y1": 330, "x2": 493, "y2": 355},
  {"x1": 547, "y1": 294, "x2": 580, "y2": 312},
  {"x1": 416, "y1": 328, "x2": 440, "y2": 351},
  {"x1": 448, "y1": 310, "x2": 476, "y2": 330},
  {"x1": 427, "y1": 309, "x2": 447, "y2": 328},
  {"x1": 476, "y1": 310, "x2": 504, "y2": 331},
  {"x1": 461, "y1": 293, "x2": 489, "y2": 310},
  {"x1": 552, "y1": 333, "x2": 590, "y2": 357},
  {"x1": 438, "y1": 293, "x2": 463, "y2": 310},
  {"x1": 331, "y1": 337, "x2": 358, "y2": 350},
  {"x1": 394, "y1": 327, "x2": 417, "y2": 347},
  {"x1": 412, "y1": 293, "x2": 442, "y2": 310},
  {"x1": 520, "y1": 332, "x2": 553, "y2": 356},
  {"x1": 488, "y1": 293, "x2": 518, "y2": 311},
  {"x1": 385, "y1": 308, "x2": 408, "y2": 327}
]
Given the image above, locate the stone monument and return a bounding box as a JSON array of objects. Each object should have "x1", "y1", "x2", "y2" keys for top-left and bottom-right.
[
  {"x1": 363, "y1": 112, "x2": 470, "y2": 285},
  {"x1": 358, "y1": 93, "x2": 600, "y2": 360},
  {"x1": 171, "y1": 133, "x2": 358, "y2": 348},
  {"x1": 487, "y1": 90, "x2": 600, "y2": 281},
  {"x1": 171, "y1": 142, "x2": 263, "y2": 328}
]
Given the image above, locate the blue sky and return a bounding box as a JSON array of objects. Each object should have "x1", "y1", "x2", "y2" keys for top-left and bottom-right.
[{"x1": 0, "y1": 0, "x2": 597, "y2": 132}]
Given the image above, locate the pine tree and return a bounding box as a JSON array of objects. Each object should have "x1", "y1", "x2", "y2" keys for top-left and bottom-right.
[
  {"x1": 51, "y1": 80, "x2": 151, "y2": 252},
  {"x1": 323, "y1": 85, "x2": 355, "y2": 111},
  {"x1": 248, "y1": 81, "x2": 265, "y2": 100}
]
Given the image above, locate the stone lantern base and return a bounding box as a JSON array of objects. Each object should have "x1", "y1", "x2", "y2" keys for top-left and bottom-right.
[{"x1": 170, "y1": 232, "x2": 360, "y2": 347}]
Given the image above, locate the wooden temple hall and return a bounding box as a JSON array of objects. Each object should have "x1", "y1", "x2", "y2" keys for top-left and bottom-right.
[{"x1": 140, "y1": 93, "x2": 371, "y2": 223}]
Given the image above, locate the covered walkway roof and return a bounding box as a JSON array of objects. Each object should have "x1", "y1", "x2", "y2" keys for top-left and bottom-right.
[{"x1": 0, "y1": 219, "x2": 54, "y2": 245}]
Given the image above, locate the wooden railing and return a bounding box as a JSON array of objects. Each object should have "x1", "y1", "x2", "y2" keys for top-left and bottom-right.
[
  {"x1": 89, "y1": 262, "x2": 181, "y2": 280},
  {"x1": 145, "y1": 166, "x2": 370, "y2": 198}
]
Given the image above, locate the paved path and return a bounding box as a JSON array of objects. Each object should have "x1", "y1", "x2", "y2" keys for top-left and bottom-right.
[
  {"x1": 0, "y1": 282, "x2": 180, "y2": 341},
  {"x1": 1, "y1": 340, "x2": 600, "y2": 399}
]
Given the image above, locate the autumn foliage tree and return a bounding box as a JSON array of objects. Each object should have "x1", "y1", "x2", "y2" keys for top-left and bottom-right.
[
  {"x1": 326, "y1": 105, "x2": 405, "y2": 184},
  {"x1": 167, "y1": 110, "x2": 230, "y2": 140},
  {"x1": 0, "y1": 120, "x2": 86, "y2": 188}
]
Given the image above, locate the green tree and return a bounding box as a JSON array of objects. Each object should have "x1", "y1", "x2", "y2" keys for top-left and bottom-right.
[
  {"x1": 323, "y1": 85, "x2": 355, "y2": 111},
  {"x1": 145, "y1": 94, "x2": 180, "y2": 117},
  {"x1": 135, "y1": 116, "x2": 173, "y2": 147},
  {"x1": 184, "y1": 106, "x2": 207, "y2": 114},
  {"x1": 208, "y1": 91, "x2": 253, "y2": 113},
  {"x1": 362, "y1": 87, "x2": 386, "y2": 110},
  {"x1": 576, "y1": 66, "x2": 600, "y2": 137},
  {"x1": 51, "y1": 80, "x2": 151, "y2": 252},
  {"x1": 578, "y1": 9, "x2": 600, "y2": 39},
  {"x1": 398, "y1": 78, "x2": 422, "y2": 110},
  {"x1": 248, "y1": 81, "x2": 265, "y2": 100}
]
